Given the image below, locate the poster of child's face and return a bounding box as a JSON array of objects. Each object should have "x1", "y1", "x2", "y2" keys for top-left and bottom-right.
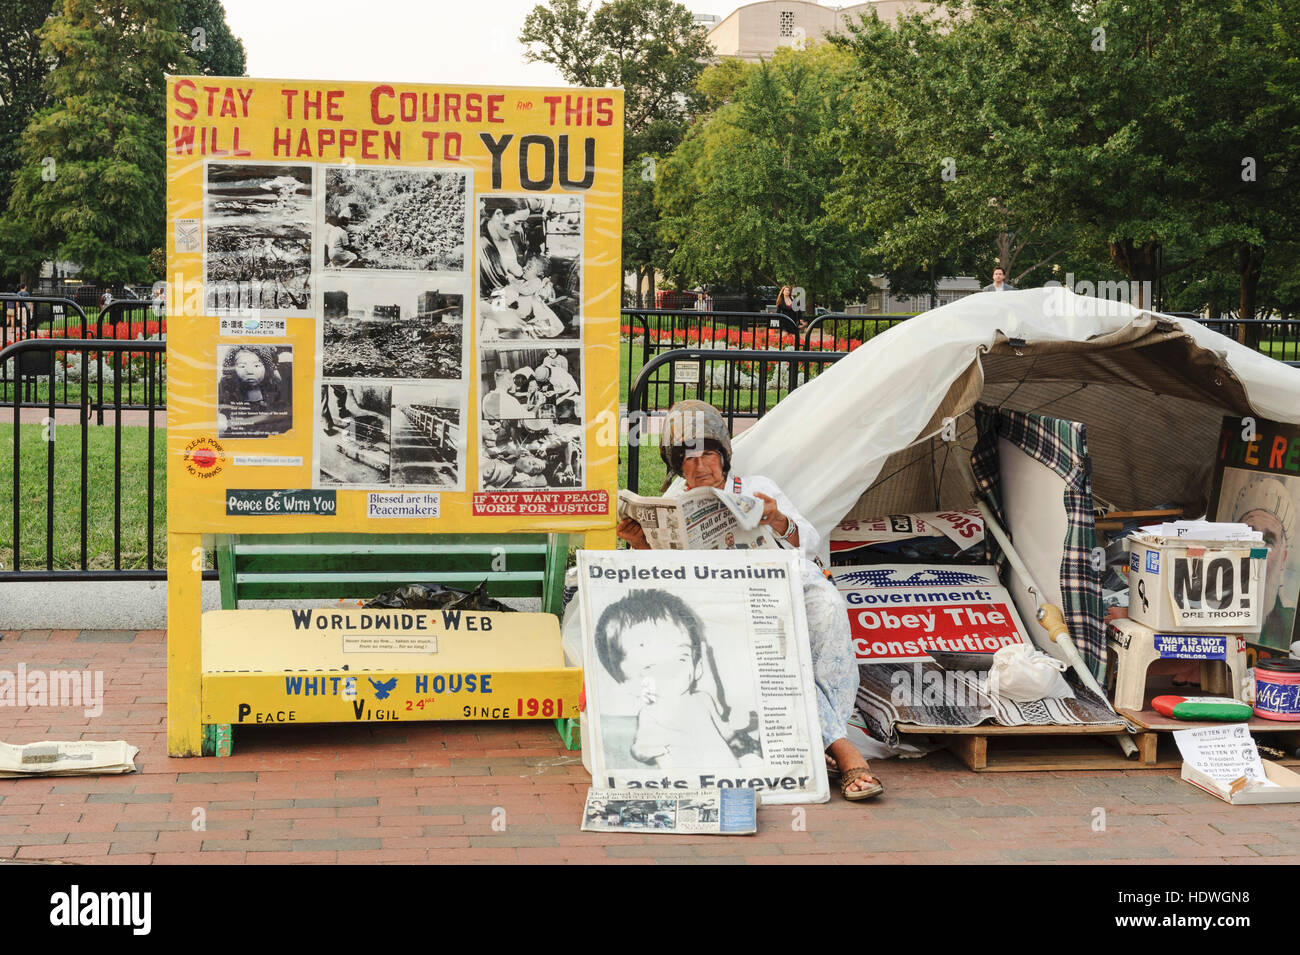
[
  {"x1": 1215, "y1": 467, "x2": 1299, "y2": 650},
  {"x1": 216, "y1": 343, "x2": 293, "y2": 438},
  {"x1": 588, "y1": 586, "x2": 763, "y2": 773}
]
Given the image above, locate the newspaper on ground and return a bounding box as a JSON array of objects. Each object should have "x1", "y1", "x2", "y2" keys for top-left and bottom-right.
[
  {"x1": 579, "y1": 548, "x2": 829, "y2": 804},
  {"x1": 617, "y1": 487, "x2": 778, "y2": 550},
  {"x1": 1171, "y1": 723, "x2": 1300, "y2": 805},
  {"x1": 580, "y1": 787, "x2": 757, "y2": 835},
  {"x1": 0, "y1": 740, "x2": 139, "y2": 777}
]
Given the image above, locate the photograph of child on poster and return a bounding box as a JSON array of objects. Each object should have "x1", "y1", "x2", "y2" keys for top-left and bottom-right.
[{"x1": 216, "y1": 344, "x2": 293, "y2": 438}]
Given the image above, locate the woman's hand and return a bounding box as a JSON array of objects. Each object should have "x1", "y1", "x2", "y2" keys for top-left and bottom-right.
[
  {"x1": 754, "y1": 493, "x2": 797, "y2": 545},
  {"x1": 617, "y1": 517, "x2": 650, "y2": 550}
]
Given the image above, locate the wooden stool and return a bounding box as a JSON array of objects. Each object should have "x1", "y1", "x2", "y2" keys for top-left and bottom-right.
[{"x1": 1107, "y1": 618, "x2": 1246, "y2": 712}]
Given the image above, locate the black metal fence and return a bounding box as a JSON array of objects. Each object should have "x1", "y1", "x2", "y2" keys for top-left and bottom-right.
[
  {"x1": 624, "y1": 348, "x2": 848, "y2": 493},
  {"x1": 1, "y1": 339, "x2": 165, "y2": 580},
  {"x1": 2, "y1": 304, "x2": 1297, "y2": 578},
  {"x1": 1195, "y1": 317, "x2": 1300, "y2": 364},
  {"x1": 1, "y1": 296, "x2": 167, "y2": 419}
]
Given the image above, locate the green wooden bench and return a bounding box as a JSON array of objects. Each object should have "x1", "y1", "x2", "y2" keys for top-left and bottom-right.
[{"x1": 207, "y1": 531, "x2": 579, "y2": 754}]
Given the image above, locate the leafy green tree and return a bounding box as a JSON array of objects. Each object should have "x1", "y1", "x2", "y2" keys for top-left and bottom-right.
[
  {"x1": 3, "y1": 0, "x2": 196, "y2": 283},
  {"x1": 522, "y1": 0, "x2": 712, "y2": 302},
  {"x1": 0, "y1": 1, "x2": 56, "y2": 284},
  {"x1": 521, "y1": 0, "x2": 711, "y2": 157},
  {"x1": 179, "y1": 0, "x2": 245, "y2": 76},
  {"x1": 832, "y1": 0, "x2": 1300, "y2": 313},
  {"x1": 656, "y1": 44, "x2": 866, "y2": 308}
]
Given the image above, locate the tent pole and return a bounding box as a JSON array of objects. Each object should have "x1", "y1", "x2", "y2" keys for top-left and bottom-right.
[{"x1": 974, "y1": 500, "x2": 1138, "y2": 757}]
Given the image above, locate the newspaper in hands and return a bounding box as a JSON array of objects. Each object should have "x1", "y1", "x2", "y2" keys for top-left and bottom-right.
[{"x1": 617, "y1": 487, "x2": 779, "y2": 550}]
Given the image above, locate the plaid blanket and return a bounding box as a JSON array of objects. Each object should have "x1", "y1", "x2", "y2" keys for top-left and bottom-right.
[{"x1": 970, "y1": 404, "x2": 1107, "y2": 682}]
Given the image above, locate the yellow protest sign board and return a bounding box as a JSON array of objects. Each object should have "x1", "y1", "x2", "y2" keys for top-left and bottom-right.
[
  {"x1": 199, "y1": 609, "x2": 580, "y2": 726},
  {"x1": 163, "y1": 77, "x2": 620, "y2": 755},
  {"x1": 164, "y1": 77, "x2": 623, "y2": 534}
]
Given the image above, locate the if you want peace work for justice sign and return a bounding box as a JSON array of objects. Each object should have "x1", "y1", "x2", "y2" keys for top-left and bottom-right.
[{"x1": 170, "y1": 79, "x2": 616, "y2": 183}]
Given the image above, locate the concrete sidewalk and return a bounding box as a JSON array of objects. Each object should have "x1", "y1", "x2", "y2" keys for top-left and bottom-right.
[{"x1": 2, "y1": 628, "x2": 1299, "y2": 865}]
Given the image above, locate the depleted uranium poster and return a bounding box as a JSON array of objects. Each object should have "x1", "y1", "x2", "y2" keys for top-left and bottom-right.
[
  {"x1": 578, "y1": 549, "x2": 830, "y2": 805},
  {"x1": 165, "y1": 78, "x2": 623, "y2": 534}
]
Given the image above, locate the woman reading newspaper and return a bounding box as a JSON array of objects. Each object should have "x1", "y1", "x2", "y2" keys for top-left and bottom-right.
[{"x1": 616, "y1": 400, "x2": 882, "y2": 801}]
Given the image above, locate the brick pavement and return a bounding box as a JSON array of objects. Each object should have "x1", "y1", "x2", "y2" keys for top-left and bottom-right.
[{"x1": 2, "y1": 628, "x2": 1298, "y2": 865}]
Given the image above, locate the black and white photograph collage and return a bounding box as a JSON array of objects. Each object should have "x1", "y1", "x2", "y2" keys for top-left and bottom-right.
[
  {"x1": 476, "y1": 195, "x2": 586, "y2": 491},
  {"x1": 314, "y1": 164, "x2": 472, "y2": 491}
]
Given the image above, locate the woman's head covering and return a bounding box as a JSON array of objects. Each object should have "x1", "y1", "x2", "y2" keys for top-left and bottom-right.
[{"x1": 659, "y1": 400, "x2": 731, "y2": 477}]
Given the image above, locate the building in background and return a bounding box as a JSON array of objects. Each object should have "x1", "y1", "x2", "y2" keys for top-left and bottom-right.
[{"x1": 704, "y1": 1, "x2": 934, "y2": 60}]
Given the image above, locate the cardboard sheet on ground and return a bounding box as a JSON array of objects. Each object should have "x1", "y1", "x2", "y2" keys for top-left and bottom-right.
[
  {"x1": 1175, "y1": 724, "x2": 1300, "y2": 804},
  {"x1": 578, "y1": 549, "x2": 828, "y2": 804},
  {"x1": 1174, "y1": 724, "x2": 1276, "y2": 792}
]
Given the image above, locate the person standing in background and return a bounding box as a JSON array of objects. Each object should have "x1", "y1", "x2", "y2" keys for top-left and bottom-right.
[{"x1": 983, "y1": 266, "x2": 1014, "y2": 292}]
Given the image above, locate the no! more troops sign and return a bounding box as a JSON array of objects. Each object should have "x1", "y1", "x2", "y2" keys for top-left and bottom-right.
[{"x1": 165, "y1": 77, "x2": 624, "y2": 535}]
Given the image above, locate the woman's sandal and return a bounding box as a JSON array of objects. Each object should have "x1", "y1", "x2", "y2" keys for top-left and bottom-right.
[{"x1": 839, "y1": 767, "x2": 884, "y2": 801}]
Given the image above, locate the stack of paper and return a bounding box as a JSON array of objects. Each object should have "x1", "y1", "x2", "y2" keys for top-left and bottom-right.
[
  {"x1": 1137, "y1": 520, "x2": 1263, "y2": 542},
  {"x1": 0, "y1": 740, "x2": 139, "y2": 777},
  {"x1": 1173, "y1": 724, "x2": 1276, "y2": 790}
]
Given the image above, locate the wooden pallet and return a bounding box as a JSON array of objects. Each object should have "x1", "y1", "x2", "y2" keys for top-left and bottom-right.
[
  {"x1": 895, "y1": 715, "x2": 1300, "y2": 773},
  {"x1": 1119, "y1": 707, "x2": 1300, "y2": 767},
  {"x1": 896, "y1": 721, "x2": 1136, "y2": 772}
]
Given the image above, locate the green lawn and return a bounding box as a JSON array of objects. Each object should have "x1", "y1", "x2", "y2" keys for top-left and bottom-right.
[
  {"x1": 1261, "y1": 338, "x2": 1300, "y2": 362},
  {"x1": 0, "y1": 421, "x2": 166, "y2": 571},
  {"x1": 620, "y1": 338, "x2": 827, "y2": 415},
  {"x1": 618, "y1": 433, "x2": 669, "y2": 496},
  {"x1": 1, "y1": 351, "x2": 166, "y2": 408},
  {"x1": 0, "y1": 377, "x2": 165, "y2": 409}
]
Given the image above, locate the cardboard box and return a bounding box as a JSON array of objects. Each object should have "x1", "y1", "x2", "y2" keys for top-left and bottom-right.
[
  {"x1": 1126, "y1": 534, "x2": 1267, "y2": 633},
  {"x1": 1181, "y1": 759, "x2": 1300, "y2": 805}
]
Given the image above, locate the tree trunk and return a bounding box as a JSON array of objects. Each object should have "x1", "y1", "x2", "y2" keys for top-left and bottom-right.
[
  {"x1": 996, "y1": 231, "x2": 1013, "y2": 272},
  {"x1": 1237, "y1": 243, "x2": 1265, "y2": 347},
  {"x1": 1108, "y1": 238, "x2": 1160, "y2": 309}
]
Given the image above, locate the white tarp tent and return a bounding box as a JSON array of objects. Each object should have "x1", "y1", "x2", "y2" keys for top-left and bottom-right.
[{"x1": 731, "y1": 287, "x2": 1300, "y2": 565}]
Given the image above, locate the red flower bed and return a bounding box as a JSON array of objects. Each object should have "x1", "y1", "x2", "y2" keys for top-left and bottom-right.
[
  {"x1": 38, "y1": 319, "x2": 167, "y2": 364},
  {"x1": 40, "y1": 319, "x2": 166, "y2": 340},
  {"x1": 620, "y1": 323, "x2": 861, "y2": 352}
]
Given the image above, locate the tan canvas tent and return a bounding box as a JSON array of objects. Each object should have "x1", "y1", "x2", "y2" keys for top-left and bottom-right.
[{"x1": 731, "y1": 287, "x2": 1300, "y2": 564}]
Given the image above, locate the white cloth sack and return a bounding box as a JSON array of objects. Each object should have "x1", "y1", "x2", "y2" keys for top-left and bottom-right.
[{"x1": 985, "y1": 644, "x2": 1074, "y2": 702}]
